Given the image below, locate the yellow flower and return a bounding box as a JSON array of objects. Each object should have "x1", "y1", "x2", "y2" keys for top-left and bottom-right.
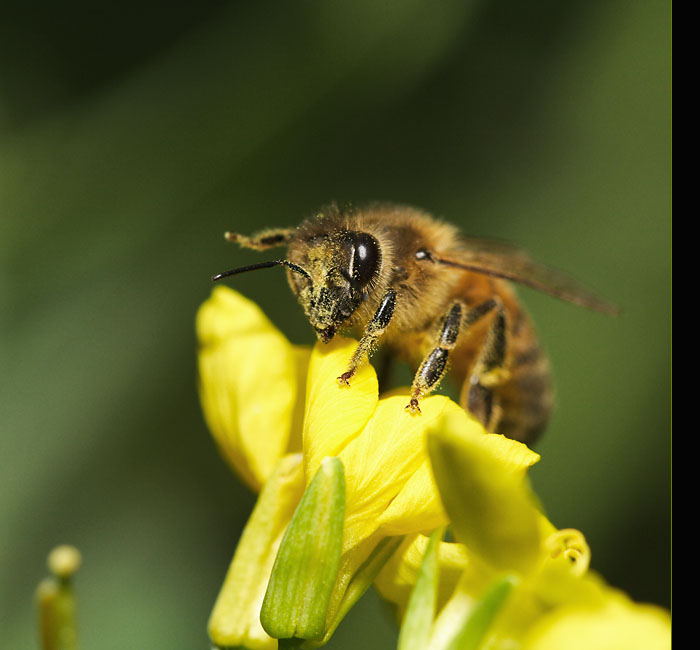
[
  {"x1": 522, "y1": 583, "x2": 672, "y2": 650},
  {"x1": 199, "y1": 286, "x2": 499, "y2": 645},
  {"x1": 375, "y1": 409, "x2": 671, "y2": 650},
  {"x1": 197, "y1": 286, "x2": 670, "y2": 649}
]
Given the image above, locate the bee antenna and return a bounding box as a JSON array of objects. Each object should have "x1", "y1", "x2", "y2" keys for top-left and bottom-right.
[{"x1": 212, "y1": 260, "x2": 310, "y2": 283}]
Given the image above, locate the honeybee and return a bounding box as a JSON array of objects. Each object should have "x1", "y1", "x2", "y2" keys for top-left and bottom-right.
[{"x1": 213, "y1": 203, "x2": 616, "y2": 444}]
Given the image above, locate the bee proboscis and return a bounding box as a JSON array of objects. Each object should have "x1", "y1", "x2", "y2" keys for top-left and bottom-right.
[{"x1": 213, "y1": 203, "x2": 617, "y2": 444}]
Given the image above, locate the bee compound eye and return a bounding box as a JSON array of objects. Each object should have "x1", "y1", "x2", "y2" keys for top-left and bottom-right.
[{"x1": 348, "y1": 232, "x2": 380, "y2": 287}]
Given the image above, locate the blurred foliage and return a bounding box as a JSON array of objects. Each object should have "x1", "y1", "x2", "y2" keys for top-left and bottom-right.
[{"x1": 1, "y1": 1, "x2": 670, "y2": 649}]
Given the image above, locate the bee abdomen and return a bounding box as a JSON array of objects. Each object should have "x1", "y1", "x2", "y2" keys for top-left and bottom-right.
[{"x1": 493, "y1": 342, "x2": 554, "y2": 445}]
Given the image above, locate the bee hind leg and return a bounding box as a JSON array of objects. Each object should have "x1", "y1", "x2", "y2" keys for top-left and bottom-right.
[{"x1": 461, "y1": 299, "x2": 510, "y2": 431}]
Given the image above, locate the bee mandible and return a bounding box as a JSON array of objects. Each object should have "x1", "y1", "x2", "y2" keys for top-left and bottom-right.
[{"x1": 213, "y1": 203, "x2": 616, "y2": 445}]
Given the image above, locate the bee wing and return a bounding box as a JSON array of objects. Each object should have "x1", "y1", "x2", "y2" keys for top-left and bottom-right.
[{"x1": 437, "y1": 238, "x2": 619, "y2": 315}]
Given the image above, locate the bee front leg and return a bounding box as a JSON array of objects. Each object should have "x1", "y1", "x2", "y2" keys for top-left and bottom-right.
[
  {"x1": 224, "y1": 228, "x2": 296, "y2": 250},
  {"x1": 338, "y1": 288, "x2": 397, "y2": 386}
]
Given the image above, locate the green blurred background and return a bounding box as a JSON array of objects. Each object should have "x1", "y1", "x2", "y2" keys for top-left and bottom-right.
[{"x1": 1, "y1": 1, "x2": 671, "y2": 648}]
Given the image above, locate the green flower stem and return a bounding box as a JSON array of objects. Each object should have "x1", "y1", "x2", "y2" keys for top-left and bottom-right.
[
  {"x1": 434, "y1": 574, "x2": 518, "y2": 650},
  {"x1": 261, "y1": 457, "x2": 346, "y2": 642},
  {"x1": 398, "y1": 527, "x2": 445, "y2": 650},
  {"x1": 36, "y1": 546, "x2": 82, "y2": 650}
]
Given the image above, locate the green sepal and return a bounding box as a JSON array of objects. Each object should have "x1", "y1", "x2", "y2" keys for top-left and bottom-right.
[
  {"x1": 398, "y1": 527, "x2": 445, "y2": 650},
  {"x1": 306, "y1": 535, "x2": 404, "y2": 649},
  {"x1": 261, "y1": 456, "x2": 346, "y2": 641}
]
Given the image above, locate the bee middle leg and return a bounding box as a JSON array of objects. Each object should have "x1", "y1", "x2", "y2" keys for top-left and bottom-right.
[
  {"x1": 406, "y1": 301, "x2": 465, "y2": 413},
  {"x1": 407, "y1": 298, "x2": 508, "y2": 423}
]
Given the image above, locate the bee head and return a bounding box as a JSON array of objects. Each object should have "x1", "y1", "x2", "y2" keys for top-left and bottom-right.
[{"x1": 287, "y1": 231, "x2": 382, "y2": 341}]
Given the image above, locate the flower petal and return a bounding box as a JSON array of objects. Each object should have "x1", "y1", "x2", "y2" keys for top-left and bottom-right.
[
  {"x1": 339, "y1": 394, "x2": 454, "y2": 551},
  {"x1": 302, "y1": 337, "x2": 378, "y2": 482},
  {"x1": 376, "y1": 399, "x2": 466, "y2": 538},
  {"x1": 375, "y1": 534, "x2": 497, "y2": 619},
  {"x1": 522, "y1": 592, "x2": 672, "y2": 650},
  {"x1": 208, "y1": 453, "x2": 306, "y2": 650},
  {"x1": 427, "y1": 408, "x2": 543, "y2": 574},
  {"x1": 377, "y1": 463, "x2": 447, "y2": 536},
  {"x1": 197, "y1": 286, "x2": 305, "y2": 490}
]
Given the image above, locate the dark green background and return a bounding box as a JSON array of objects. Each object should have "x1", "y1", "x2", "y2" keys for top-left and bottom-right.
[{"x1": 1, "y1": 1, "x2": 671, "y2": 648}]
